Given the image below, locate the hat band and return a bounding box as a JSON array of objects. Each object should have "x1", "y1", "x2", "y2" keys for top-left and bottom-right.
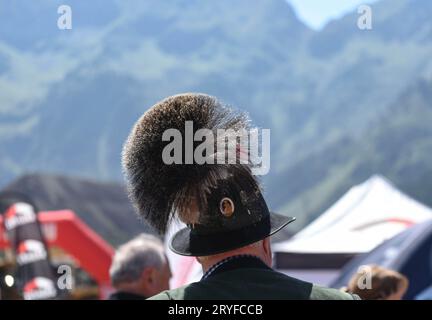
[{"x1": 188, "y1": 216, "x2": 271, "y2": 256}]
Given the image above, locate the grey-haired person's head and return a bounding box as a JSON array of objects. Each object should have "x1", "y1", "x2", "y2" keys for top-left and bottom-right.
[{"x1": 109, "y1": 234, "x2": 171, "y2": 298}]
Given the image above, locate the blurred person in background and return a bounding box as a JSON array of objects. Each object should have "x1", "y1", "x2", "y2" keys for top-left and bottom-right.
[
  {"x1": 108, "y1": 234, "x2": 171, "y2": 300},
  {"x1": 344, "y1": 265, "x2": 408, "y2": 300}
]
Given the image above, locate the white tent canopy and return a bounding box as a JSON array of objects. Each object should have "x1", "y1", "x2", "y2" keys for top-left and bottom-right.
[
  {"x1": 274, "y1": 175, "x2": 432, "y2": 254},
  {"x1": 273, "y1": 175, "x2": 432, "y2": 285}
]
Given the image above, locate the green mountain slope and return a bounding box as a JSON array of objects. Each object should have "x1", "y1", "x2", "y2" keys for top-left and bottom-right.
[{"x1": 270, "y1": 78, "x2": 432, "y2": 231}]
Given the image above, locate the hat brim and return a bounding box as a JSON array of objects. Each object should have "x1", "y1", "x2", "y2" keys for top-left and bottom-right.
[{"x1": 169, "y1": 212, "x2": 295, "y2": 256}]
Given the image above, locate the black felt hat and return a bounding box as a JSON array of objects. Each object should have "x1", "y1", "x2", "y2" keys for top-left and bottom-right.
[{"x1": 169, "y1": 171, "x2": 295, "y2": 256}]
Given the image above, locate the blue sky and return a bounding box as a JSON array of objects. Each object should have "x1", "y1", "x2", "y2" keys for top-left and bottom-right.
[{"x1": 286, "y1": 0, "x2": 379, "y2": 30}]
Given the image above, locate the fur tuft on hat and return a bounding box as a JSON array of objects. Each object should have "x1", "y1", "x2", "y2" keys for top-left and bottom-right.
[{"x1": 122, "y1": 93, "x2": 259, "y2": 234}]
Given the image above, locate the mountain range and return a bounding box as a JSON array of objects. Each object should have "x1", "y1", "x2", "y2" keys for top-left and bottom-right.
[{"x1": 0, "y1": 0, "x2": 431, "y2": 235}]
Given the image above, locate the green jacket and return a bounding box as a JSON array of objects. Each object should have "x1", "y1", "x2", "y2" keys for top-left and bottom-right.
[{"x1": 149, "y1": 264, "x2": 358, "y2": 300}]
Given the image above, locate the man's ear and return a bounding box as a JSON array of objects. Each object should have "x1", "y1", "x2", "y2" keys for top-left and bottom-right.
[
  {"x1": 262, "y1": 237, "x2": 270, "y2": 253},
  {"x1": 141, "y1": 267, "x2": 155, "y2": 285},
  {"x1": 262, "y1": 237, "x2": 272, "y2": 265}
]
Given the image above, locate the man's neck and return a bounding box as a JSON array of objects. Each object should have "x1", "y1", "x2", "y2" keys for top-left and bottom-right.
[
  {"x1": 201, "y1": 254, "x2": 271, "y2": 281},
  {"x1": 201, "y1": 253, "x2": 264, "y2": 273}
]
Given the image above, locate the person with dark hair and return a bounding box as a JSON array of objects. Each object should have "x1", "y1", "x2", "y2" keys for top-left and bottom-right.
[
  {"x1": 344, "y1": 265, "x2": 408, "y2": 300},
  {"x1": 122, "y1": 93, "x2": 358, "y2": 300}
]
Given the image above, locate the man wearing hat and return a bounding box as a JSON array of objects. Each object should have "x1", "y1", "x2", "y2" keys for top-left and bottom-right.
[{"x1": 122, "y1": 93, "x2": 359, "y2": 300}]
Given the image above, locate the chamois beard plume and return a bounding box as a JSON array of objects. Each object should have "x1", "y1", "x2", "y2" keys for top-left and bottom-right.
[{"x1": 122, "y1": 93, "x2": 260, "y2": 235}]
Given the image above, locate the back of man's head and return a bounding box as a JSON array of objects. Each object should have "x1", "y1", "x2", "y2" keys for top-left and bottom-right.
[{"x1": 109, "y1": 234, "x2": 171, "y2": 298}]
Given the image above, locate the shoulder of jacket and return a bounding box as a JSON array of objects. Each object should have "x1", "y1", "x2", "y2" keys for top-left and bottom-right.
[
  {"x1": 147, "y1": 284, "x2": 194, "y2": 300},
  {"x1": 310, "y1": 284, "x2": 361, "y2": 300}
]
